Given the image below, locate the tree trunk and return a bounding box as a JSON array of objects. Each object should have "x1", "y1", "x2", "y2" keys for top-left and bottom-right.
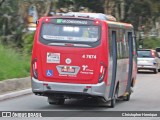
[
  {"x1": 104, "y1": 0, "x2": 115, "y2": 15},
  {"x1": 44, "y1": 1, "x2": 53, "y2": 16},
  {"x1": 120, "y1": 0, "x2": 125, "y2": 20}
]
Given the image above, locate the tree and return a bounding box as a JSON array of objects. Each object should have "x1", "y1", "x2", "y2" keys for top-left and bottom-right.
[
  {"x1": 0, "y1": 0, "x2": 58, "y2": 48},
  {"x1": 0, "y1": 0, "x2": 160, "y2": 50},
  {"x1": 104, "y1": 0, "x2": 115, "y2": 15},
  {"x1": 0, "y1": 0, "x2": 24, "y2": 47}
]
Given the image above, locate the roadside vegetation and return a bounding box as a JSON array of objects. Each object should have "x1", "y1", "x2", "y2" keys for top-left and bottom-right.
[
  {"x1": 0, "y1": 44, "x2": 30, "y2": 81},
  {"x1": 143, "y1": 38, "x2": 160, "y2": 49}
]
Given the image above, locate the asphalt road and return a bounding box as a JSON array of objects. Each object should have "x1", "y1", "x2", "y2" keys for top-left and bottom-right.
[{"x1": 0, "y1": 70, "x2": 160, "y2": 119}]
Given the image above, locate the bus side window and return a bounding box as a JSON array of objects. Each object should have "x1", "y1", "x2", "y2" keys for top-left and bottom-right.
[
  {"x1": 125, "y1": 31, "x2": 130, "y2": 58},
  {"x1": 132, "y1": 33, "x2": 137, "y2": 54},
  {"x1": 109, "y1": 29, "x2": 113, "y2": 59},
  {"x1": 117, "y1": 29, "x2": 123, "y2": 59}
]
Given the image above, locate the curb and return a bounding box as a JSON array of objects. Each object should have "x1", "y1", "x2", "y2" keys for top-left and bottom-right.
[
  {"x1": 0, "y1": 77, "x2": 31, "y2": 95},
  {"x1": 0, "y1": 89, "x2": 32, "y2": 101},
  {"x1": 0, "y1": 77, "x2": 32, "y2": 100}
]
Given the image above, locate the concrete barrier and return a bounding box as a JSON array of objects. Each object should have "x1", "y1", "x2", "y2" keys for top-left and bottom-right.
[{"x1": 0, "y1": 77, "x2": 31, "y2": 95}]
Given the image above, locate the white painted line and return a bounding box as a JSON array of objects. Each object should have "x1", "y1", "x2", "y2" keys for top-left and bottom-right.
[{"x1": 0, "y1": 89, "x2": 32, "y2": 101}]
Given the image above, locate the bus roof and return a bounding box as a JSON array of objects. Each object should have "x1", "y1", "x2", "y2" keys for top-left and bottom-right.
[
  {"x1": 64, "y1": 12, "x2": 117, "y2": 21},
  {"x1": 56, "y1": 12, "x2": 133, "y2": 29},
  {"x1": 40, "y1": 13, "x2": 133, "y2": 29},
  {"x1": 106, "y1": 20, "x2": 133, "y2": 29}
]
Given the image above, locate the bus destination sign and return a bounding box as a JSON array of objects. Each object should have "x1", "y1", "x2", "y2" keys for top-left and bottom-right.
[{"x1": 56, "y1": 19, "x2": 88, "y2": 25}]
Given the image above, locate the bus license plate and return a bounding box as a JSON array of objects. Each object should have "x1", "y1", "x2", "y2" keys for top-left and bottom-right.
[{"x1": 61, "y1": 67, "x2": 75, "y2": 73}]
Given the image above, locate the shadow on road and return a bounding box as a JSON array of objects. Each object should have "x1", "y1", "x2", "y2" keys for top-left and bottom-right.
[
  {"x1": 39, "y1": 97, "x2": 126, "y2": 111},
  {"x1": 137, "y1": 70, "x2": 156, "y2": 74}
]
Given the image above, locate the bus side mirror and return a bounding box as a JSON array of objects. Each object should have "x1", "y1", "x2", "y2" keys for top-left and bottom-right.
[{"x1": 36, "y1": 20, "x2": 39, "y2": 25}]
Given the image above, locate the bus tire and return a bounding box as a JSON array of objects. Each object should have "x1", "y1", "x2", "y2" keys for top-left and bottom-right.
[
  {"x1": 123, "y1": 86, "x2": 133, "y2": 101},
  {"x1": 110, "y1": 96, "x2": 116, "y2": 108},
  {"x1": 110, "y1": 89, "x2": 118, "y2": 108}
]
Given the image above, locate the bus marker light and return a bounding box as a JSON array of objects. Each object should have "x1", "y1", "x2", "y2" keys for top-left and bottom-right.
[
  {"x1": 94, "y1": 20, "x2": 100, "y2": 25},
  {"x1": 86, "y1": 86, "x2": 92, "y2": 88},
  {"x1": 44, "y1": 18, "x2": 50, "y2": 23},
  {"x1": 43, "y1": 83, "x2": 48, "y2": 86}
]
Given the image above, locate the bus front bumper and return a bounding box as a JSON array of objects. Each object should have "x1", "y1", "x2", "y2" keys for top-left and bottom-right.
[{"x1": 31, "y1": 77, "x2": 106, "y2": 98}]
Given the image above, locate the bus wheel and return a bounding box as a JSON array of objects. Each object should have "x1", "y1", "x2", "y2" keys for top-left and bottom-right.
[
  {"x1": 110, "y1": 90, "x2": 118, "y2": 108},
  {"x1": 48, "y1": 97, "x2": 65, "y2": 105},
  {"x1": 110, "y1": 97, "x2": 116, "y2": 108}
]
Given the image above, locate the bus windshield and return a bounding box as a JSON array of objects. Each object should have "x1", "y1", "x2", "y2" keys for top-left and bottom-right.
[{"x1": 41, "y1": 23, "x2": 100, "y2": 43}]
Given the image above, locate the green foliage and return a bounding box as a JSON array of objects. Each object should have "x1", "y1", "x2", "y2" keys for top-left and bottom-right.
[
  {"x1": 143, "y1": 37, "x2": 160, "y2": 49},
  {"x1": 125, "y1": 0, "x2": 152, "y2": 30},
  {"x1": 0, "y1": 0, "x2": 25, "y2": 48},
  {"x1": 0, "y1": 44, "x2": 30, "y2": 81},
  {"x1": 73, "y1": 0, "x2": 104, "y2": 12},
  {"x1": 22, "y1": 33, "x2": 34, "y2": 54},
  {"x1": 56, "y1": 0, "x2": 104, "y2": 12}
]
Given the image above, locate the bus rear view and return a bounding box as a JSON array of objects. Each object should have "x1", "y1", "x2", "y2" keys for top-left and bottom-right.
[
  {"x1": 31, "y1": 13, "x2": 136, "y2": 107},
  {"x1": 31, "y1": 16, "x2": 107, "y2": 104}
]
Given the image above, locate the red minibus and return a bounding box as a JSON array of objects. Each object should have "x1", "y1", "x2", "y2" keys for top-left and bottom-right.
[{"x1": 31, "y1": 13, "x2": 137, "y2": 108}]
